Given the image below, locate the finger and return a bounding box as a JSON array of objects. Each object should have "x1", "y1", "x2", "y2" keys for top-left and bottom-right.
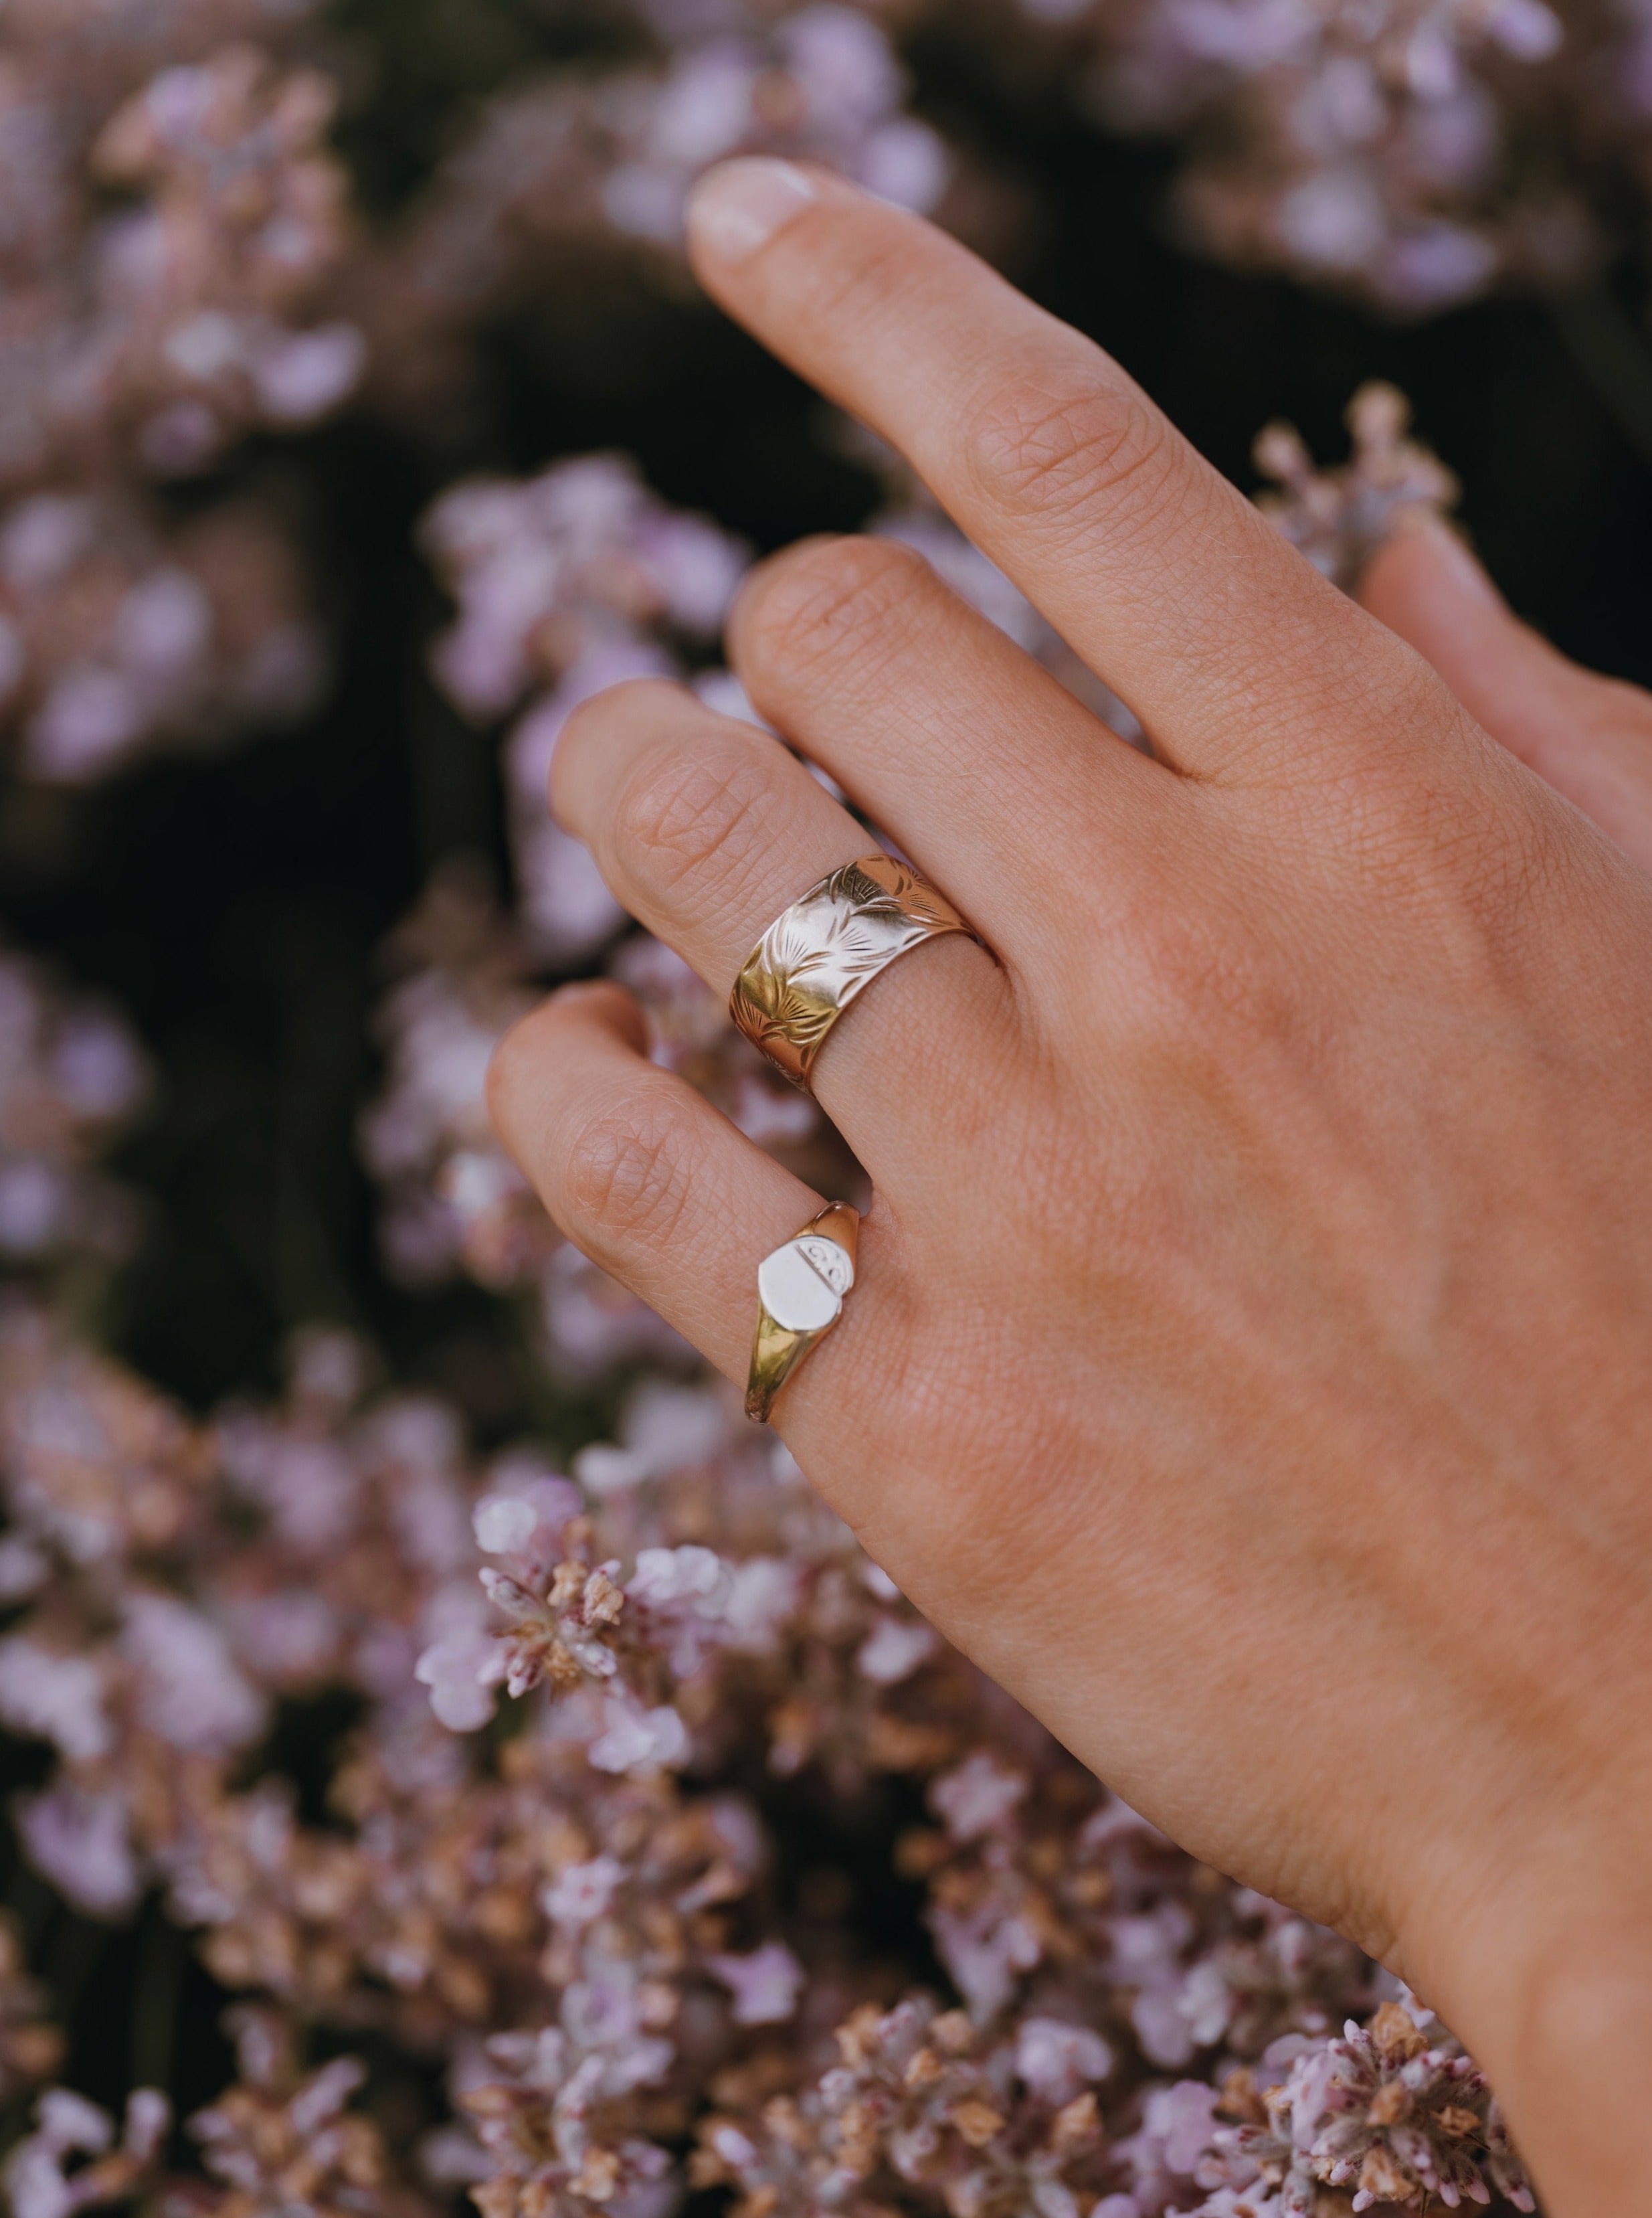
[
  {"x1": 1361, "y1": 519, "x2": 1652, "y2": 872},
  {"x1": 550, "y1": 679, "x2": 1015, "y2": 1189},
  {"x1": 685, "y1": 159, "x2": 1403, "y2": 783},
  {"x1": 487, "y1": 980, "x2": 828, "y2": 1390},
  {"x1": 726, "y1": 532, "x2": 1170, "y2": 908}
]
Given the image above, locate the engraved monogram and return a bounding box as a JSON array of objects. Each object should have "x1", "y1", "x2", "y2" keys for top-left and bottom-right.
[
  {"x1": 793, "y1": 1233, "x2": 854, "y2": 1296},
  {"x1": 746, "y1": 1203, "x2": 860, "y2": 1424}
]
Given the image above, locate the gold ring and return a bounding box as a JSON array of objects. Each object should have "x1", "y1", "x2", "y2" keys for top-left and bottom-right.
[
  {"x1": 729, "y1": 855, "x2": 972, "y2": 1089},
  {"x1": 746, "y1": 1201, "x2": 858, "y2": 1424}
]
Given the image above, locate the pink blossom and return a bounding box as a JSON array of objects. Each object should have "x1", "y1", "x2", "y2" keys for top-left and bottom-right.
[
  {"x1": 4, "y1": 2087, "x2": 168, "y2": 2218},
  {"x1": 122, "y1": 1591, "x2": 267, "y2": 1755},
  {"x1": 414, "y1": 1627, "x2": 503, "y2": 1732},
  {"x1": 856, "y1": 1612, "x2": 937, "y2": 1685},
  {"x1": 587, "y1": 1695, "x2": 691, "y2": 1775},
  {"x1": 15, "y1": 1784, "x2": 140, "y2": 1919},
  {"x1": 0, "y1": 1637, "x2": 110, "y2": 1761},
  {"x1": 1015, "y1": 2017, "x2": 1115, "y2": 2104},
  {"x1": 705, "y1": 1942, "x2": 805, "y2": 2024},
  {"x1": 543, "y1": 1856, "x2": 628, "y2": 1928},
  {"x1": 932, "y1": 1752, "x2": 1030, "y2": 1841}
]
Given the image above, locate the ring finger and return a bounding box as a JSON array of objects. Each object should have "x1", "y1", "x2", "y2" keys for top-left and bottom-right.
[
  {"x1": 487, "y1": 980, "x2": 904, "y2": 1433},
  {"x1": 550, "y1": 677, "x2": 1015, "y2": 1193}
]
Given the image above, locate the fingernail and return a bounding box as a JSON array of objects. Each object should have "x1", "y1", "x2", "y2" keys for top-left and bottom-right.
[{"x1": 686, "y1": 158, "x2": 819, "y2": 263}]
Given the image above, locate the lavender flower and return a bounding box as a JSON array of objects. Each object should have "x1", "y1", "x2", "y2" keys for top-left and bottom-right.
[
  {"x1": 422, "y1": 456, "x2": 749, "y2": 962},
  {"x1": 3, "y1": 2087, "x2": 169, "y2": 2218},
  {"x1": 0, "y1": 950, "x2": 147, "y2": 1259},
  {"x1": 365, "y1": 1, "x2": 951, "y2": 408},
  {"x1": 180, "y1": 2007, "x2": 438, "y2": 2218},
  {"x1": 0, "y1": 489, "x2": 325, "y2": 781},
  {"x1": 1, "y1": 41, "x2": 361, "y2": 489},
  {"x1": 695, "y1": 1992, "x2": 1114, "y2": 2218},
  {"x1": 1029, "y1": 0, "x2": 1617, "y2": 311},
  {"x1": 1253, "y1": 383, "x2": 1459, "y2": 589}
]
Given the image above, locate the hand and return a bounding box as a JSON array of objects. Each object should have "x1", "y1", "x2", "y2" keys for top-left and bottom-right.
[{"x1": 488, "y1": 159, "x2": 1652, "y2": 2215}]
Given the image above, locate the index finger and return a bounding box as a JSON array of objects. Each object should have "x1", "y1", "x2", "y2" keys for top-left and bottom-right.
[{"x1": 685, "y1": 159, "x2": 1404, "y2": 784}]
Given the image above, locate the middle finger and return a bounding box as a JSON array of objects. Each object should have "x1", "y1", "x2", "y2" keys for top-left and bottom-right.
[{"x1": 726, "y1": 529, "x2": 1168, "y2": 921}]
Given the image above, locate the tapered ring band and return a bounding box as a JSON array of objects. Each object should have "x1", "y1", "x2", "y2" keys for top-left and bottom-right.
[
  {"x1": 746, "y1": 1202, "x2": 859, "y2": 1424},
  {"x1": 730, "y1": 855, "x2": 973, "y2": 1089}
]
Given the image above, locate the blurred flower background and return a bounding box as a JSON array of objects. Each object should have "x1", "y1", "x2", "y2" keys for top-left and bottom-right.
[{"x1": 0, "y1": 0, "x2": 1647, "y2": 2213}]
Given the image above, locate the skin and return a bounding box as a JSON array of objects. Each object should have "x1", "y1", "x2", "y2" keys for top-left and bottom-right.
[{"x1": 487, "y1": 159, "x2": 1652, "y2": 2213}]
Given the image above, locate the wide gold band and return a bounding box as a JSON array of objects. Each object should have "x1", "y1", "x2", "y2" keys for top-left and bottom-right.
[
  {"x1": 745, "y1": 1201, "x2": 859, "y2": 1424},
  {"x1": 729, "y1": 855, "x2": 970, "y2": 1089}
]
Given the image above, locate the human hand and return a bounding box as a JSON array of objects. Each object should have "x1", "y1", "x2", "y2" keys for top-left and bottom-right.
[{"x1": 488, "y1": 160, "x2": 1652, "y2": 2214}]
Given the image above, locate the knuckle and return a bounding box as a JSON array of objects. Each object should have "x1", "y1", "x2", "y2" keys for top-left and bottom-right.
[
  {"x1": 609, "y1": 731, "x2": 777, "y2": 895},
  {"x1": 739, "y1": 535, "x2": 926, "y2": 685},
  {"x1": 1328, "y1": 701, "x2": 1577, "y2": 952},
  {"x1": 965, "y1": 374, "x2": 1171, "y2": 524},
  {"x1": 560, "y1": 1086, "x2": 704, "y2": 1248}
]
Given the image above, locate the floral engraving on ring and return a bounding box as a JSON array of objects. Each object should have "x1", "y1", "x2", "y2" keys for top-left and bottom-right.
[{"x1": 730, "y1": 855, "x2": 970, "y2": 1084}]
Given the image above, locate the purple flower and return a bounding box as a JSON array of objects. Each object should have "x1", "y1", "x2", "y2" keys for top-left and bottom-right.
[{"x1": 705, "y1": 1942, "x2": 805, "y2": 2025}]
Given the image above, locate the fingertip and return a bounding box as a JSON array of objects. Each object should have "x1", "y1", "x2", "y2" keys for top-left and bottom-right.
[
  {"x1": 550, "y1": 677, "x2": 695, "y2": 833},
  {"x1": 486, "y1": 982, "x2": 650, "y2": 1157},
  {"x1": 685, "y1": 157, "x2": 826, "y2": 274}
]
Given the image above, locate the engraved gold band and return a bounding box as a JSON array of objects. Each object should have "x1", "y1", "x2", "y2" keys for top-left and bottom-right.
[
  {"x1": 746, "y1": 1201, "x2": 859, "y2": 1424},
  {"x1": 729, "y1": 855, "x2": 972, "y2": 1089}
]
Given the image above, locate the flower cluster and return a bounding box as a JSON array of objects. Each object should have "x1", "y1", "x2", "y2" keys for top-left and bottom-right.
[
  {"x1": 1253, "y1": 383, "x2": 1457, "y2": 589},
  {"x1": 1048, "y1": 0, "x2": 1610, "y2": 313},
  {"x1": 341, "y1": 0, "x2": 1652, "y2": 361},
  {"x1": 0, "y1": 487, "x2": 324, "y2": 782},
  {"x1": 363, "y1": 1, "x2": 953, "y2": 410},
  {"x1": 1170, "y1": 1999, "x2": 1537, "y2": 2213},
  {"x1": 3, "y1": 33, "x2": 359, "y2": 489},
  {"x1": 0, "y1": 948, "x2": 148, "y2": 1266},
  {"x1": 420, "y1": 452, "x2": 751, "y2": 961},
  {"x1": 3, "y1": 2086, "x2": 170, "y2": 2218},
  {"x1": 0, "y1": 7, "x2": 348, "y2": 780},
  {"x1": 0, "y1": 1250, "x2": 1538, "y2": 2213},
  {"x1": 176, "y1": 2007, "x2": 438, "y2": 2218},
  {"x1": 413, "y1": 1397, "x2": 995, "y2": 1794},
  {"x1": 694, "y1": 1992, "x2": 1116, "y2": 2218}
]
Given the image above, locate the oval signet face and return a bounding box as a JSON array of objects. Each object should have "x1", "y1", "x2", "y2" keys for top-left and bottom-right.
[
  {"x1": 794, "y1": 1234, "x2": 854, "y2": 1296},
  {"x1": 758, "y1": 1239, "x2": 845, "y2": 1333}
]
